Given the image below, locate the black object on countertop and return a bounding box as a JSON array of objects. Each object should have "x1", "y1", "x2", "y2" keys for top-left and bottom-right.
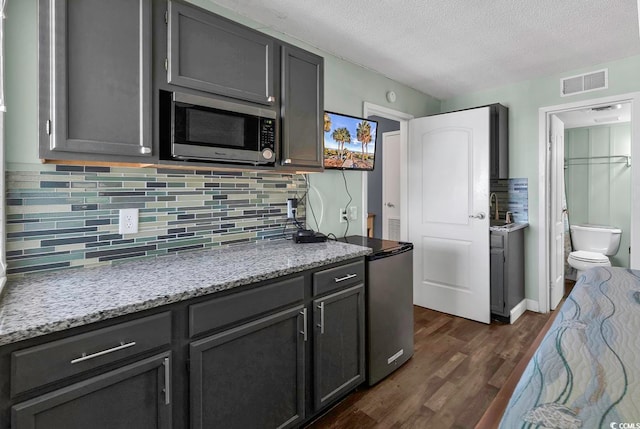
[{"x1": 293, "y1": 229, "x2": 327, "y2": 243}]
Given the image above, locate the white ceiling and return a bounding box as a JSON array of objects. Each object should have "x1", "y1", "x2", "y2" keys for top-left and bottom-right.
[
  {"x1": 556, "y1": 102, "x2": 631, "y2": 128},
  {"x1": 208, "y1": 0, "x2": 640, "y2": 100}
]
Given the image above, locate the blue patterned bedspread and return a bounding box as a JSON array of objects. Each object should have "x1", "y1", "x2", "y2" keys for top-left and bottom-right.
[{"x1": 499, "y1": 267, "x2": 640, "y2": 429}]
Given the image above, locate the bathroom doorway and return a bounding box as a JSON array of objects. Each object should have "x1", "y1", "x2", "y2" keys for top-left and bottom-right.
[
  {"x1": 557, "y1": 103, "x2": 632, "y2": 278},
  {"x1": 538, "y1": 92, "x2": 640, "y2": 313}
]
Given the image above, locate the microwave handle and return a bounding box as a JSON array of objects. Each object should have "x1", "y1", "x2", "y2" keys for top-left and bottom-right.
[{"x1": 173, "y1": 92, "x2": 277, "y2": 119}]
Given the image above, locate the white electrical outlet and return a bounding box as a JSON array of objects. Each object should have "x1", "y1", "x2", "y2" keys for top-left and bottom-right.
[
  {"x1": 348, "y1": 206, "x2": 357, "y2": 221},
  {"x1": 119, "y1": 208, "x2": 139, "y2": 234},
  {"x1": 339, "y1": 208, "x2": 348, "y2": 223}
]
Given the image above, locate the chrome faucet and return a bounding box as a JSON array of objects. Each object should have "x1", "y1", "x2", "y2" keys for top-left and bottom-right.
[{"x1": 489, "y1": 193, "x2": 499, "y2": 220}]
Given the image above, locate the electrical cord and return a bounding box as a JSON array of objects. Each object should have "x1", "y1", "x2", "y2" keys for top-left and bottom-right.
[
  {"x1": 297, "y1": 174, "x2": 320, "y2": 232},
  {"x1": 341, "y1": 170, "x2": 352, "y2": 238}
]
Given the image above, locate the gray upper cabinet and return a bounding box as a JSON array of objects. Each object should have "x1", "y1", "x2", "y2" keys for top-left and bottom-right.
[
  {"x1": 280, "y1": 44, "x2": 324, "y2": 170},
  {"x1": 490, "y1": 103, "x2": 509, "y2": 179},
  {"x1": 167, "y1": 1, "x2": 275, "y2": 106},
  {"x1": 39, "y1": 0, "x2": 153, "y2": 160}
]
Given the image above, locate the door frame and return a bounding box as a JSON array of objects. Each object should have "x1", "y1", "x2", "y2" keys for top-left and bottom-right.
[
  {"x1": 362, "y1": 103, "x2": 414, "y2": 241},
  {"x1": 538, "y1": 91, "x2": 640, "y2": 313}
]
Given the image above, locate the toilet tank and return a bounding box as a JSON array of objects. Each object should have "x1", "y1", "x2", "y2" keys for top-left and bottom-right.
[{"x1": 570, "y1": 224, "x2": 622, "y2": 256}]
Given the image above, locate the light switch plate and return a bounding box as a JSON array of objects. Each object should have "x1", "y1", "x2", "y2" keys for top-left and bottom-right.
[{"x1": 119, "y1": 208, "x2": 139, "y2": 234}]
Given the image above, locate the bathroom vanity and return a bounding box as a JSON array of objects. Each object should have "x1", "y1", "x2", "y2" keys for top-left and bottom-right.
[{"x1": 489, "y1": 223, "x2": 527, "y2": 323}]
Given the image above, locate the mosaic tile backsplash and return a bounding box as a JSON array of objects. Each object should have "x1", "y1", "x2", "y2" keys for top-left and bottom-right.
[
  {"x1": 5, "y1": 165, "x2": 307, "y2": 276},
  {"x1": 489, "y1": 178, "x2": 529, "y2": 222}
]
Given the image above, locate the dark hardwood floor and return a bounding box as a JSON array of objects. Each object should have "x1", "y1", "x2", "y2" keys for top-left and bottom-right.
[{"x1": 306, "y1": 306, "x2": 551, "y2": 429}]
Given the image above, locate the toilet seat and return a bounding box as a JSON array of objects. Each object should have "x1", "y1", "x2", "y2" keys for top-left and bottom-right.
[{"x1": 568, "y1": 250, "x2": 610, "y2": 264}]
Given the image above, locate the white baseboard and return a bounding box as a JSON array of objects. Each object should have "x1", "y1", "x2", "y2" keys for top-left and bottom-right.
[
  {"x1": 510, "y1": 299, "x2": 527, "y2": 324},
  {"x1": 526, "y1": 299, "x2": 540, "y2": 312}
]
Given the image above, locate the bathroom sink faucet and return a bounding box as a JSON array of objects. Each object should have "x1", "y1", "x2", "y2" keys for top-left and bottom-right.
[{"x1": 489, "y1": 193, "x2": 499, "y2": 220}]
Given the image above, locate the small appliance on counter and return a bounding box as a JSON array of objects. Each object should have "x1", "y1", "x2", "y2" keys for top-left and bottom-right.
[
  {"x1": 342, "y1": 236, "x2": 414, "y2": 385},
  {"x1": 292, "y1": 229, "x2": 327, "y2": 243}
]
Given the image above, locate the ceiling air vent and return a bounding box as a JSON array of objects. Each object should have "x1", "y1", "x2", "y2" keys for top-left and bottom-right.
[{"x1": 560, "y1": 69, "x2": 608, "y2": 97}]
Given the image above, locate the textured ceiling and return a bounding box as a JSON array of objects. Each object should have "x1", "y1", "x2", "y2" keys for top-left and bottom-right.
[{"x1": 208, "y1": 0, "x2": 640, "y2": 100}]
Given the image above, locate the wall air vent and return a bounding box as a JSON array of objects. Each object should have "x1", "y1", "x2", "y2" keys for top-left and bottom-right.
[{"x1": 560, "y1": 69, "x2": 608, "y2": 97}]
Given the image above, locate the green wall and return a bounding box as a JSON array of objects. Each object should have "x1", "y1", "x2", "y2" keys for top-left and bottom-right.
[
  {"x1": 4, "y1": 0, "x2": 440, "y2": 237},
  {"x1": 565, "y1": 123, "x2": 631, "y2": 268},
  {"x1": 442, "y1": 54, "x2": 640, "y2": 303}
]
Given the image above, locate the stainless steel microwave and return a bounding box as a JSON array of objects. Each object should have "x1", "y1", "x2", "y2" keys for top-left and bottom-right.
[{"x1": 161, "y1": 91, "x2": 277, "y2": 165}]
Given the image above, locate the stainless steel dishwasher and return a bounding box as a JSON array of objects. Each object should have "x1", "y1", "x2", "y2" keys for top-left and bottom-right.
[{"x1": 343, "y1": 236, "x2": 414, "y2": 385}]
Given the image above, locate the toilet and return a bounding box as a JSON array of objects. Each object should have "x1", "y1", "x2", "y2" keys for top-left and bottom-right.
[{"x1": 567, "y1": 224, "x2": 622, "y2": 278}]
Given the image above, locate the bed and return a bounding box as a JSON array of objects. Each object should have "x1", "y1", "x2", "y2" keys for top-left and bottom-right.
[{"x1": 498, "y1": 267, "x2": 640, "y2": 429}]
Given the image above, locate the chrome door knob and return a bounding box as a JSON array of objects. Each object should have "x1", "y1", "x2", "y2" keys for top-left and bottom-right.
[
  {"x1": 385, "y1": 202, "x2": 395, "y2": 208},
  {"x1": 469, "y1": 212, "x2": 486, "y2": 219}
]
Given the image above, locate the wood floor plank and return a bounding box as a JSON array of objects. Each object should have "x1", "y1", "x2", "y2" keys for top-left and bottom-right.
[{"x1": 306, "y1": 306, "x2": 550, "y2": 429}]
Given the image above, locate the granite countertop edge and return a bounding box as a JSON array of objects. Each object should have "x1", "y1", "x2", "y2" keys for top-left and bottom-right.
[
  {"x1": 489, "y1": 222, "x2": 529, "y2": 232},
  {"x1": 0, "y1": 241, "x2": 372, "y2": 347}
]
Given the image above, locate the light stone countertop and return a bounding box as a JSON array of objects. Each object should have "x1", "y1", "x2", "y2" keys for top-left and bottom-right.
[
  {"x1": 489, "y1": 222, "x2": 529, "y2": 232},
  {"x1": 0, "y1": 240, "x2": 371, "y2": 347}
]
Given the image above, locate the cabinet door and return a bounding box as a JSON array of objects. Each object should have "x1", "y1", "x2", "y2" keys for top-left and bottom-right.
[
  {"x1": 280, "y1": 44, "x2": 324, "y2": 169},
  {"x1": 490, "y1": 104, "x2": 509, "y2": 179},
  {"x1": 190, "y1": 306, "x2": 305, "y2": 429},
  {"x1": 490, "y1": 248, "x2": 506, "y2": 315},
  {"x1": 167, "y1": 1, "x2": 275, "y2": 106},
  {"x1": 39, "y1": 0, "x2": 153, "y2": 158},
  {"x1": 12, "y1": 352, "x2": 171, "y2": 429},
  {"x1": 313, "y1": 284, "x2": 365, "y2": 411}
]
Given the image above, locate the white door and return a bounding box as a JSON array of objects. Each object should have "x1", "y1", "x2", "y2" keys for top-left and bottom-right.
[
  {"x1": 382, "y1": 131, "x2": 401, "y2": 240},
  {"x1": 550, "y1": 115, "x2": 566, "y2": 310},
  {"x1": 408, "y1": 107, "x2": 491, "y2": 324}
]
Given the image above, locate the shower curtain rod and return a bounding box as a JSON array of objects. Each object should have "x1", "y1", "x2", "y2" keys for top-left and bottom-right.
[{"x1": 564, "y1": 155, "x2": 631, "y2": 167}]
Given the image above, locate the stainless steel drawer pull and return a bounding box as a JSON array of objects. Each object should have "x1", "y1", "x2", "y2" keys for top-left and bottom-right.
[
  {"x1": 334, "y1": 273, "x2": 357, "y2": 283},
  {"x1": 300, "y1": 308, "x2": 308, "y2": 342},
  {"x1": 163, "y1": 357, "x2": 171, "y2": 405},
  {"x1": 70, "y1": 341, "x2": 136, "y2": 364},
  {"x1": 317, "y1": 302, "x2": 325, "y2": 334}
]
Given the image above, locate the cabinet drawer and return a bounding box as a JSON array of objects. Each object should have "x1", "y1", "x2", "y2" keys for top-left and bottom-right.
[
  {"x1": 313, "y1": 261, "x2": 365, "y2": 296},
  {"x1": 490, "y1": 234, "x2": 504, "y2": 248},
  {"x1": 11, "y1": 312, "x2": 171, "y2": 397},
  {"x1": 189, "y1": 276, "x2": 304, "y2": 337}
]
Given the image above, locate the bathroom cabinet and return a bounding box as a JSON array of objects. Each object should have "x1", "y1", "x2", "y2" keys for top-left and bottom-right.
[{"x1": 490, "y1": 227, "x2": 525, "y2": 321}]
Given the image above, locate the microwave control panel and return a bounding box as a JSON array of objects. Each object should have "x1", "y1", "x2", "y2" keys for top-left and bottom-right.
[{"x1": 259, "y1": 119, "x2": 276, "y2": 152}]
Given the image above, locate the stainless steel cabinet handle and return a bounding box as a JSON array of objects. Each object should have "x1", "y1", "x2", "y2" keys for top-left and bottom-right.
[
  {"x1": 300, "y1": 308, "x2": 308, "y2": 342},
  {"x1": 385, "y1": 202, "x2": 395, "y2": 208},
  {"x1": 140, "y1": 147, "x2": 152, "y2": 154},
  {"x1": 70, "y1": 341, "x2": 136, "y2": 364},
  {"x1": 267, "y1": 96, "x2": 276, "y2": 103},
  {"x1": 334, "y1": 273, "x2": 357, "y2": 283},
  {"x1": 283, "y1": 158, "x2": 292, "y2": 164},
  {"x1": 163, "y1": 357, "x2": 171, "y2": 405},
  {"x1": 469, "y1": 212, "x2": 486, "y2": 220},
  {"x1": 317, "y1": 302, "x2": 325, "y2": 334}
]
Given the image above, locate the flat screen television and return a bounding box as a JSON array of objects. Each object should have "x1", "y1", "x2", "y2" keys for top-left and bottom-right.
[{"x1": 323, "y1": 111, "x2": 378, "y2": 170}]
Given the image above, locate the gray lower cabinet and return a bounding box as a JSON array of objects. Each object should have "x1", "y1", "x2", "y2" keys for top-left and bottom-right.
[
  {"x1": 38, "y1": 0, "x2": 153, "y2": 161},
  {"x1": 490, "y1": 228, "x2": 525, "y2": 319},
  {"x1": 280, "y1": 44, "x2": 324, "y2": 170},
  {"x1": 167, "y1": 0, "x2": 276, "y2": 106},
  {"x1": 189, "y1": 306, "x2": 305, "y2": 429},
  {"x1": 313, "y1": 284, "x2": 365, "y2": 410},
  {"x1": 11, "y1": 352, "x2": 172, "y2": 429}
]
